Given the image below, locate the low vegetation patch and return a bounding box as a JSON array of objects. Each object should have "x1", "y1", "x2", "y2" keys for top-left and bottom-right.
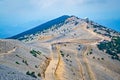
[
  {"x1": 22, "y1": 60, "x2": 28, "y2": 66},
  {"x1": 35, "y1": 65, "x2": 38, "y2": 68},
  {"x1": 60, "y1": 50, "x2": 64, "y2": 57},
  {"x1": 66, "y1": 54, "x2": 69, "y2": 57},
  {"x1": 37, "y1": 73, "x2": 41, "y2": 77},
  {"x1": 87, "y1": 49, "x2": 93, "y2": 55},
  {"x1": 93, "y1": 56, "x2": 95, "y2": 59},
  {"x1": 89, "y1": 49, "x2": 93, "y2": 54},
  {"x1": 26, "y1": 71, "x2": 37, "y2": 78},
  {"x1": 97, "y1": 58, "x2": 100, "y2": 60},
  {"x1": 30, "y1": 49, "x2": 42, "y2": 57},
  {"x1": 15, "y1": 54, "x2": 20, "y2": 57},
  {"x1": 15, "y1": 61, "x2": 20, "y2": 65},
  {"x1": 101, "y1": 58, "x2": 104, "y2": 60},
  {"x1": 66, "y1": 59, "x2": 69, "y2": 61},
  {"x1": 97, "y1": 36, "x2": 120, "y2": 61}
]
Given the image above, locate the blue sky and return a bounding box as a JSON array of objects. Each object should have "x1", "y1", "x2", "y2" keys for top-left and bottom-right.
[{"x1": 0, "y1": 0, "x2": 120, "y2": 38}]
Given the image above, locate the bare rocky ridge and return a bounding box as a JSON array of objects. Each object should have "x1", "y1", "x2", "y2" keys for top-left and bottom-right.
[{"x1": 0, "y1": 15, "x2": 120, "y2": 80}]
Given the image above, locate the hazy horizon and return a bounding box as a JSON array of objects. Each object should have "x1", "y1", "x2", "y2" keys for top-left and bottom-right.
[{"x1": 0, "y1": 0, "x2": 120, "y2": 38}]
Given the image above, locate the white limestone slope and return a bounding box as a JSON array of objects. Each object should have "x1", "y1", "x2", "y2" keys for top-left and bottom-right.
[{"x1": 0, "y1": 16, "x2": 120, "y2": 80}]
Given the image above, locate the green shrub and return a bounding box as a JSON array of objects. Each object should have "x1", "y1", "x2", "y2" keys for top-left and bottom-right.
[
  {"x1": 73, "y1": 73, "x2": 75, "y2": 75},
  {"x1": 101, "y1": 58, "x2": 104, "y2": 60},
  {"x1": 31, "y1": 72, "x2": 37, "y2": 78},
  {"x1": 64, "y1": 44, "x2": 66, "y2": 46},
  {"x1": 61, "y1": 53, "x2": 64, "y2": 57},
  {"x1": 38, "y1": 73, "x2": 41, "y2": 77},
  {"x1": 66, "y1": 54, "x2": 69, "y2": 57},
  {"x1": 70, "y1": 60, "x2": 72, "y2": 63},
  {"x1": 60, "y1": 50, "x2": 64, "y2": 57},
  {"x1": 66, "y1": 59, "x2": 69, "y2": 61},
  {"x1": 89, "y1": 49, "x2": 93, "y2": 54},
  {"x1": 16, "y1": 61, "x2": 20, "y2": 64},
  {"x1": 93, "y1": 56, "x2": 95, "y2": 59},
  {"x1": 87, "y1": 53, "x2": 88, "y2": 55},
  {"x1": 26, "y1": 71, "x2": 30, "y2": 75},
  {"x1": 89, "y1": 51, "x2": 92, "y2": 54},
  {"x1": 22, "y1": 60, "x2": 28, "y2": 66},
  {"x1": 97, "y1": 58, "x2": 100, "y2": 60},
  {"x1": 35, "y1": 65, "x2": 38, "y2": 68},
  {"x1": 30, "y1": 50, "x2": 37, "y2": 57},
  {"x1": 16, "y1": 54, "x2": 19, "y2": 57},
  {"x1": 37, "y1": 51, "x2": 42, "y2": 55},
  {"x1": 60, "y1": 50, "x2": 63, "y2": 53},
  {"x1": 30, "y1": 50, "x2": 42, "y2": 57},
  {"x1": 26, "y1": 71, "x2": 37, "y2": 78}
]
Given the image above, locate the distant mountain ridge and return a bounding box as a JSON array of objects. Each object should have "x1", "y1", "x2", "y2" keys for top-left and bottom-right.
[
  {"x1": 9, "y1": 15, "x2": 70, "y2": 39},
  {"x1": 8, "y1": 15, "x2": 120, "y2": 41}
]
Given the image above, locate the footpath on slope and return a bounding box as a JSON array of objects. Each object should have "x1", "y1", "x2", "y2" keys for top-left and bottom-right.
[
  {"x1": 81, "y1": 46, "x2": 96, "y2": 80},
  {"x1": 0, "y1": 48, "x2": 16, "y2": 56},
  {"x1": 44, "y1": 44, "x2": 60, "y2": 80}
]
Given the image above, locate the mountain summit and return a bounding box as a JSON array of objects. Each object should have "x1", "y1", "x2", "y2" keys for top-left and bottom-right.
[
  {"x1": 9, "y1": 15, "x2": 70, "y2": 39},
  {"x1": 1, "y1": 15, "x2": 120, "y2": 80}
]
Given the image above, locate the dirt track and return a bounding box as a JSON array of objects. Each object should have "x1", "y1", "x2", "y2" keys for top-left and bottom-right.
[{"x1": 44, "y1": 39, "x2": 101, "y2": 80}]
